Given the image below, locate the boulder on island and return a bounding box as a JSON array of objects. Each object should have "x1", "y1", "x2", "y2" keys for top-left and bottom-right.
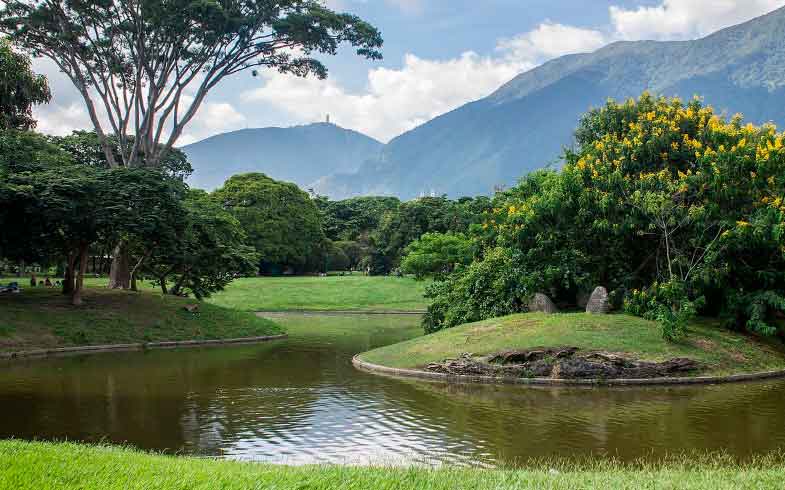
[
  {"x1": 585, "y1": 286, "x2": 609, "y2": 314},
  {"x1": 528, "y1": 293, "x2": 558, "y2": 314}
]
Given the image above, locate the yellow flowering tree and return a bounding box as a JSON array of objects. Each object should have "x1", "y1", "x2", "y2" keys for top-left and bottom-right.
[{"x1": 427, "y1": 93, "x2": 785, "y2": 336}]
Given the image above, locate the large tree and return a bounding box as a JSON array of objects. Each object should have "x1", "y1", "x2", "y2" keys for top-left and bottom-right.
[
  {"x1": 0, "y1": 0, "x2": 382, "y2": 169},
  {"x1": 1, "y1": 0, "x2": 381, "y2": 288},
  {"x1": 0, "y1": 38, "x2": 50, "y2": 130},
  {"x1": 213, "y1": 173, "x2": 326, "y2": 273}
]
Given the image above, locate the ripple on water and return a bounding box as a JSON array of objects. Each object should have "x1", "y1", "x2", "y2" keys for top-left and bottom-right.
[{"x1": 1, "y1": 316, "x2": 785, "y2": 466}]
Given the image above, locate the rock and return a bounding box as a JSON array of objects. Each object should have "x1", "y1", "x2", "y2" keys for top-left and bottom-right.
[
  {"x1": 585, "y1": 286, "x2": 610, "y2": 314},
  {"x1": 488, "y1": 347, "x2": 578, "y2": 365},
  {"x1": 183, "y1": 304, "x2": 199, "y2": 313},
  {"x1": 528, "y1": 293, "x2": 559, "y2": 314}
]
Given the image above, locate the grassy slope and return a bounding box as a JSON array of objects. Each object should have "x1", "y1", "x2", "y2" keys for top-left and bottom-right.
[
  {"x1": 0, "y1": 288, "x2": 281, "y2": 352},
  {"x1": 359, "y1": 313, "x2": 785, "y2": 376},
  {"x1": 208, "y1": 276, "x2": 430, "y2": 312},
  {"x1": 2, "y1": 441, "x2": 784, "y2": 490}
]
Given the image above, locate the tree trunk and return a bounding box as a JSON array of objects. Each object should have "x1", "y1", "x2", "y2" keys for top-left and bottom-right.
[
  {"x1": 129, "y1": 251, "x2": 150, "y2": 292},
  {"x1": 159, "y1": 277, "x2": 168, "y2": 295},
  {"x1": 109, "y1": 242, "x2": 131, "y2": 289},
  {"x1": 62, "y1": 253, "x2": 76, "y2": 295},
  {"x1": 71, "y1": 244, "x2": 89, "y2": 306}
]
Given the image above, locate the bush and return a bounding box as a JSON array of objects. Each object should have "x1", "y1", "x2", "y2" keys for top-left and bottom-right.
[
  {"x1": 623, "y1": 280, "x2": 704, "y2": 341},
  {"x1": 423, "y1": 247, "x2": 528, "y2": 334}
]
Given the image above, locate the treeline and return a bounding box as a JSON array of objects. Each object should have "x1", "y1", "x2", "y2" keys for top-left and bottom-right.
[
  {"x1": 0, "y1": 126, "x2": 491, "y2": 305},
  {"x1": 0, "y1": 130, "x2": 257, "y2": 304}
]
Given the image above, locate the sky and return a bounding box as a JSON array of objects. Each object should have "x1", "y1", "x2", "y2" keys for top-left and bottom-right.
[{"x1": 31, "y1": 0, "x2": 785, "y2": 145}]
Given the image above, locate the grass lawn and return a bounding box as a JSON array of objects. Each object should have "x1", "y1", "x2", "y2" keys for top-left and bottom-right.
[
  {"x1": 0, "y1": 287, "x2": 282, "y2": 353},
  {"x1": 263, "y1": 312, "x2": 423, "y2": 351},
  {"x1": 358, "y1": 312, "x2": 785, "y2": 377},
  {"x1": 208, "y1": 276, "x2": 430, "y2": 312},
  {"x1": 2, "y1": 440, "x2": 784, "y2": 490}
]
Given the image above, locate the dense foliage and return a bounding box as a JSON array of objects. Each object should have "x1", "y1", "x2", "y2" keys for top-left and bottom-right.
[
  {"x1": 369, "y1": 196, "x2": 491, "y2": 274},
  {"x1": 213, "y1": 173, "x2": 327, "y2": 274},
  {"x1": 0, "y1": 38, "x2": 50, "y2": 130},
  {"x1": 425, "y1": 94, "x2": 785, "y2": 337},
  {"x1": 400, "y1": 232, "x2": 474, "y2": 280}
]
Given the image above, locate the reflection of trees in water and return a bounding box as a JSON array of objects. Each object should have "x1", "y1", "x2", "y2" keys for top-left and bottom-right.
[
  {"x1": 0, "y1": 342, "x2": 325, "y2": 454},
  {"x1": 388, "y1": 378, "x2": 785, "y2": 462},
  {"x1": 2, "y1": 319, "x2": 785, "y2": 465}
]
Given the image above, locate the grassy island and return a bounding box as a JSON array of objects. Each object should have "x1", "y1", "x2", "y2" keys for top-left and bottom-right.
[
  {"x1": 2, "y1": 440, "x2": 784, "y2": 490},
  {"x1": 358, "y1": 313, "x2": 785, "y2": 378},
  {"x1": 0, "y1": 287, "x2": 282, "y2": 353}
]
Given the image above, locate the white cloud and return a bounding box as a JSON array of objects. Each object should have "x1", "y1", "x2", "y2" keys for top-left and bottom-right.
[
  {"x1": 243, "y1": 52, "x2": 525, "y2": 141},
  {"x1": 29, "y1": 1, "x2": 785, "y2": 145},
  {"x1": 610, "y1": 0, "x2": 785, "y2": 40},
  {"x1": 497, "y1": 21, "x2": 607, "y2": 61},
  {"x1": 243, "y1": 22, "x2": 607, "y2": 142},
  {"x1": 178, "y1": 101, "x2": 248, "y2": 145}
]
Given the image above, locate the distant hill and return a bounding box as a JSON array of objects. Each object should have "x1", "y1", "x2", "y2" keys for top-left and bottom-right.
[
  {"x1": 182, "y1": 122, "x2": 383, "y2": 191},
  {"x1": 315, "y1": 6, "x2": 785, "y2": 199}
]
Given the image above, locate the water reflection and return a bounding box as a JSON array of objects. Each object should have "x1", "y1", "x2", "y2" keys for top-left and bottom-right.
[{"x1": 0, "y1": 314, "x2": 784, "y2": 466}]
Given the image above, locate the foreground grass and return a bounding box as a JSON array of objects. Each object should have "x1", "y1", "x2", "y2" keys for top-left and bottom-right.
[
  {"x1": 359, "y1": 312, "x2": 785, "y2": 376},
  {"x1": 2, "y1": 440, "x2": 784, "y2": 490},
  {"x1": 209, "y1": 276, "x2": 430, "y2": 312},
  {"x1": 0, "y1": 288, "x2": 281, "y2": 352}
]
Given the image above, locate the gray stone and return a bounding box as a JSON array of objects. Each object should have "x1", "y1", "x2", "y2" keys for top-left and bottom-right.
[
  {"x1": 528, "y1": 293, "x2": 558, "y2": 314},
  {"x1": 585, "y1": 286, "x2": 610, "y2": 314}
]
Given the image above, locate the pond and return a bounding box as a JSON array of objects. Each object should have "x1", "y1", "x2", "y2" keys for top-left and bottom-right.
[{"x1": 2, "y1": 313, "x2": 785, "y2": 467}]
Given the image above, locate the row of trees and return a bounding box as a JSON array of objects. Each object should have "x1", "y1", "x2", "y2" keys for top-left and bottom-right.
[
  {"x1": 0, "y1": 129, "x2": 258, "y2": 305},
  {"x1": 419, "y1": 94, "x2": 785, "y2": 339},
  {"x1": 0, "y1": 0, "x2": 383, "y2": 290}
]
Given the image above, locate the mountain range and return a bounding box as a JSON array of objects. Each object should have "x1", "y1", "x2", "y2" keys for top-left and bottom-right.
[
  {"x1": 183, "y1": 123, "x2": 383, "y2": 191},
  {"x1": 185, "y1": 6, "x2": 785, "y2": 199}
]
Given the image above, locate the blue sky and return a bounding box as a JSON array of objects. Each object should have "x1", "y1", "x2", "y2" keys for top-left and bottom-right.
[{"x1": 32, "y1": 0, "x2": 785, "y2": 144}]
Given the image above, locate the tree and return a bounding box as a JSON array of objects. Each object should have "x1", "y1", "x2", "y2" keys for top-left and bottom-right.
[
  {"x1": 213, "y1": 173, "x2": 326, "y2": 273},
  {"x1": 52, "y1": 130, "x2": 192, "y2": 179},
  {"x1": 2, "y1": 0, "x2": 381, "y2": 288},
  {"x1": 400, "y1": 232, "x2": 474, "y2": 280},
  {"x1": 425, "y1": 93, "x2": 785, "y2": 336},
  {"x1": 0, "y1": 38, "x2": 50, "y2": 130},
  {"x1": 1, "y1": 0, "x2": 382, "y2": 169},
  {"x1": 325, "y1": 241, "x2": 350, "y2": 272},
  {"x1": 316, "y1": 195, "x2": 400, "y2": 241},
  {"x1": 370, "y1": 196, "x2": 488, "y2": 274},
  {"x1": 334, "y1": 240, "x2": 366, "y2": 270},
  {"x1": 144, "y1": 190, "x2": 258, "y2": 298}
]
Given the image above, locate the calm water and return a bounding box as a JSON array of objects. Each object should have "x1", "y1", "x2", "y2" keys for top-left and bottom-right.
[{"x1": 2, "y1": 313, "x2": 785, "y2": 466}]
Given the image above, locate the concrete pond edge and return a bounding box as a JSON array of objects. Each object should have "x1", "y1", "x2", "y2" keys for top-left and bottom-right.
[
  {"x1": 0, "y1": 334, "x2": 288, "y2": 361},
  {"x1": 352, "y1": 355, "x2": 785, "y2": 387}
]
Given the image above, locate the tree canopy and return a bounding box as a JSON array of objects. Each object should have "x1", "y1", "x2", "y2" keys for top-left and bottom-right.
[
  {"x1": 0, "y1": 0, "x2": 382, "y2": 169},
  {"x1": 0, "y1": 38, "x2": 50, "y2": 130},
  {"x1": 425, "y1": 94, "x2": 785, "y2": 337},
  {"x1": 213, "y1": 173, "x2": 327, "y2": 273}
]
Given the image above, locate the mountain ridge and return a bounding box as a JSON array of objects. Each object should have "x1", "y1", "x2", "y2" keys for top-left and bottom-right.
[
  {"x1": 186, "y1": 6, "x2": 785, "y2": 199},
  {"x1": 183, "y1": 122, "x2": 383, "y2": 191}
]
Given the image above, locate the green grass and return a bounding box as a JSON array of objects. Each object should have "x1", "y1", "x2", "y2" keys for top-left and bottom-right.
[
  {"x1": 264, "y1": 312, "x2": 423, "y2": 351},
  {"x1": 2, "y1": 440, "x2": 784, "y2": 489},
  {"x1": 3, "y1": 275, "x2": 430, "y2": 312},
  {"x1": 359, "y1": 312, "x2": 785, "y2": 377},
  {"x1": 0, "y1": 287, "x2": 282, "y2": 352},
  {"x1": 208, "y1": 276, "x2": 430, "y2": 312}
]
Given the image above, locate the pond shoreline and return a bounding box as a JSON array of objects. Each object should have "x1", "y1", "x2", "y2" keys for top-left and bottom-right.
[
  {"x1": 0, "y1": 334, "x2": 288, "y2": 360},
  {"x1": 352, "y1": 354, "x2": 785, "y2": 386}
]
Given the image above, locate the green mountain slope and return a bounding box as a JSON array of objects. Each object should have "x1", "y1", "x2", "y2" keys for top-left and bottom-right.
[{"x1": 316, "y1": 6, "x2": 785, "y2": 199}]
